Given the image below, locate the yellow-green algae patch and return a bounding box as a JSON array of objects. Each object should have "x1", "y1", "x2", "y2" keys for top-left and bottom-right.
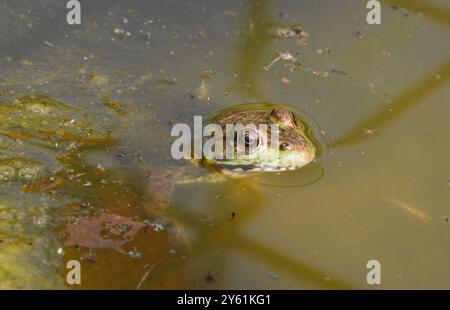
[{"x1": 0, "y1": 94, "x2": 190, "y2": 289}]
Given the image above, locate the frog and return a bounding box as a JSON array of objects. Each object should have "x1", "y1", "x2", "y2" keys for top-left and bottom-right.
[
  {"x1": 141, "y1": 102, "x2": 325, "y2": 214},
  {"x1": 201, "y1": 102, "x2": 322, "y2": 177}
]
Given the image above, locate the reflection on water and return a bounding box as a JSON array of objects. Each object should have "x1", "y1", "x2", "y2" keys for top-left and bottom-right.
[
  {"x1": 230, "y1": 0, "x2": 276, "y2": 99},
  {"x1": 0, "y1": 0, "x2": 449, "y2": 289},
  {"x1": 173, "y1": 178, "x2": 355, "y2": 289},
  {"x1": 331, "y1": 60, "x2": 450, "y2": 148}
]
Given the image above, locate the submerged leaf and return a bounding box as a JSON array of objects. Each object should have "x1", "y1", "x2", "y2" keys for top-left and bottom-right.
[{"x1": 64, "y1": 213, "x2": 146, "y2": 254}]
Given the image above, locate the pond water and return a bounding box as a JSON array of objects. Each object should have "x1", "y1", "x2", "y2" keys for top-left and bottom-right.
[{"x1": 0, "y1": 0, "x2": 449, "y2": 289}]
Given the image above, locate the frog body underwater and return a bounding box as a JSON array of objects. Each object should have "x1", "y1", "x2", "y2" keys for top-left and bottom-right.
[{"x1": 146, "y1": 102, "x2": 324, "y2": 199}]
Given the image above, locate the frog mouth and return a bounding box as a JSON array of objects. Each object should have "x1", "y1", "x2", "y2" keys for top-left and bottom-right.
[{"x1": 212, "y1": 162, "x2": 299, "y2": 173}]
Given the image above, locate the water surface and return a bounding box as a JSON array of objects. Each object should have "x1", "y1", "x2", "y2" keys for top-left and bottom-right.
[{"x1": 0, "y1": 0, "x2": 449, "y2": 289}]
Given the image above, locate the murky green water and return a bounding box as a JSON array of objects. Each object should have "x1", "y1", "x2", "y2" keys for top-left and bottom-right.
[{"x1": 0, "y1": 0, "x2": 449, "y2": 289}]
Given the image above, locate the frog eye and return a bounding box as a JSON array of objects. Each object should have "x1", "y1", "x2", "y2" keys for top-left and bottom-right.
[
  {"x1": 236, "y1": 127, "x2": 263, "y2": 155},
  {"x1": 280, "y1": 142, "x2": 291, "y2": 151},
  {"x1": 242, "y1": 132, "x2": 260, "y2": 154},
  {"x1": 244, "y1": 133, "x2": 258, "y2": 149}
]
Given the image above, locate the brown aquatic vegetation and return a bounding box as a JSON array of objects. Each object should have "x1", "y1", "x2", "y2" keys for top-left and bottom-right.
[
  {"x1": 145, "y1": 169, "x2": 177, "y2": 210},
  {"x1": 1, "y1": 131, "x2": 34, "y2": 140},
  {"x1": 64, "y1": 212, "x2": 146, "y2": 254},
  {"x1": 43, "y1": 130, "x2": 116, "y2": 149},
  {"x1": 102, "y1": 97, "x2": 126, "y2": 116},
  {"x1": 23, "y1": 176, "x2": 64, "y2": 192},
  {"x1": 385, "y1": 198, "x2": 433, "y2": 224}
]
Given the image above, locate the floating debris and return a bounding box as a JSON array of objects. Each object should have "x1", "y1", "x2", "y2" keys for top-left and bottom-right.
[
  {"x1": 150, "y1": 223, "x2": 164, "y2": 232},
  {"x1": 353, "y1": 31, "x2": 363, "y2": 40},
  {"x1": 44, "y1": 41, "x2": 55, "y2": 48},
  {"x1": 113, "y1": 28, "x2": 125, "y2": 35},
  {"x1": 264, "y1": 52, "x2": 300, "y2": 72},
  {"x1": 128, "y1": 248, "x2": 143, "y2": 259},
  {"x1": 269, "y1": 273, "x2": 279, "y2": 280},
  {"x1": 90, "y1": 73, "x2": 109, "y2": 87},
  {"x1": 24, "y1": 177, "x2": 63, "y2": 193},
  {"x1": 21, "y1": 59, "x2": 33, "y2": 66},
  {"x1": 126, "y1": 73, "x2": 153, "y2": 90},
  {"x1": 138, "y1": 29, "x2": 152, "y2": 40},
  {"x1": 311, "y1": 69, "x2": 330, "y2": 78},
  {"x1": 112, "y1": 28, "x2": 131, "y2": 37},
  {"x1": 229, "y1": 212, "x2": 236, "y2": 222},
  {"x1": 200, "y1": 69, "x2": 216, "y2": 80},
  {"x1": 197, "y1": 80, "x2": 211, "y2": 101},
  {"x1": 281, "y1": 77, "x2": 291, "y2": 84},
  {"x1": 102, "y1": 97, "x2": 126, "y2": 116},
  {"x1": 79, "y1": 202, "x2": 90, "y2": 209},
  {"x1": 273, "y1": 24, "x2": 309, "y2": 44},
  {"x1": 385, "y1": 198, "x2": 432, "y2": 224},
  {"x1": 330, "y1": 68, "x2": 349, "y2": 76},
  {"x1": 200, "y1": 215, "x2": 214, "y2": 227},
  {"x1": 205, "y1": 271, "x2": 217, "y2": 283},
  {"x1": 84, "y1": 255, "x2": 96, "y2": 264},
  {"x1": 363, "y1": 128, "x2": 376, "y2": 136},
  {"x1": 316, "y1": 48, "x2": 331, "y2": 55}
]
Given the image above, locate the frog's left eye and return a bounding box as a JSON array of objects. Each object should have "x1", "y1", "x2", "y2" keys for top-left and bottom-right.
[
  {"x1": 236, "y1": 127, "x2": 263, "y2": 155},
  {"x1": 244, "y1": 133, "x2": 258, "y2": 149}
]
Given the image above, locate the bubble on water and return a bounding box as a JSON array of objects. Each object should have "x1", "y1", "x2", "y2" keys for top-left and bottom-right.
[
  {"x1": 128, "y1": 250, "x2": 142, "y2": 259},
  {"x1": 90, "y1": 74, "x2": 109, "y2": 87},
  {"x1": 25, "y1": 103, "x2": 50, "y2": 115},
  {"x1": 18, "y1": 167, "x2": 39, "y2": 181},
  {"x1": 269, "y1": 273, "x2": 279, "y2": 280},
  {"x1": 33, "y1": 215, "x2": 48, "y2": 227},
  {"x1": 0, "y1": 166, "x2": 16, "y2": 181}
]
